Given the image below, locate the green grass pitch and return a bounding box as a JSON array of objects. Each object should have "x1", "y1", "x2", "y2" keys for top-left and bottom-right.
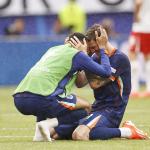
[{"x1": 0, "y1": 86, "x2": 150, "y2": 150}]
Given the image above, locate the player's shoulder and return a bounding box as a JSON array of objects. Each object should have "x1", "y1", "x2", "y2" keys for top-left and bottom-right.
[
  {"x1": 111, "y1": 50, "x2": 131, "y2": 69},
  {"x1": 113, "y1": 50, "x2": 130, "y2": 63}
]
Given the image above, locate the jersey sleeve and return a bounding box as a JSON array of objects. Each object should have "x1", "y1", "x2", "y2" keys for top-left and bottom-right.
[
  {"x1": 91, "y1": 53, "x2": 99, "y2": 62},
  {"x1": 111, "y1": 53, "x2": 131, "y2": 103},
  {"x1": 73, "y1": 50, "x2": 111, "y2": 78}
]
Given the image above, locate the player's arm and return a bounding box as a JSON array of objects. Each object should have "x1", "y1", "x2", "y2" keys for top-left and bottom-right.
[
  {"x1": 75, "y1": 52, "x2": 111, "y2": 89},
  {"x1": 73, "y1": 50, "x2": 111, "y2": 78},
  {"x1": 120, "y1": 71, "x2": 131, "y2": 103},
  {"x1": 112, "y1": 54, "x2": 131, "y2": 102},
  {"x1": 85, "y1": 53, "x2": 111, "y2": 89},
  {"x1": 85, "y1": 71, "x2": 111, "y2": 89},
  {"x1": 70, "y1": 27, "x2": 111, "y2": 78},
  {"x1": 75, "y1": 63, "x2": 111, "y2": 89},
  {"x1": 75, "y1": 71, "x2": 88, "y2": 88},
  {"x1": 120, "y1": 59, "x2": 131, "y2": 103},
  {"x1": 75, "y1": 66, "x2": 111, "y2": 89}
]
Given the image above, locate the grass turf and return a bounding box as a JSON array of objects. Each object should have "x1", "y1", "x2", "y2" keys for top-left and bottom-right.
[{"x1": 0, "y1": 86, "x2": 150, "y2": 150}]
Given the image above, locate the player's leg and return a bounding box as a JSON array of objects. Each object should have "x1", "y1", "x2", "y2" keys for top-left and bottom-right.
[
  {"x1": 120, "y1": 121, "x2": 149, "y2": 139},
  {"x1": 90, "y1": 127, "x2": 120, "y2": 140},
  {"x1": 72, "y1": 112, "x2": 119, "y2": 140},
  {"x1": 53, "y1": 108, "x2": 88, "y2": 140},
  {"x1": 90, "y1": 121, "x2": 149, "y2": 140},
  {"x1": 48, "y1": 123, "x2": 82, "y2": 140},
  {"x1": 37, "y1": 109, "x2": 87, "y2": 141},
  {"x1": 14, "y1": 96, "x2": 58, "y2": 142},
  {"x1": 37, "y1": 94, "x2": 90, "y2": 123},
  {"x1": 13, "y1": 94, "x2": 53, "y2": 141},
  {"x1": 72, "y1": 112, "x2": 104, "y2": 140},
  {"x1": 53, "y1": 124, "x2": 78, "y2": 140},
  {"x1": 57, "y1": 94, "x2": 91, "y2": 112},
  {"x1": 36, "y1": 94, "x2": 89, "y2": 142},
  {"x1": 33, "y1": 123, "x2": 45, "y2": 142},
  {"x1": 128, "y1": 32, "x2": 141, "y2": 96},
  {"x1": 72, "y1": 112, "x2": 149, "y2": 140},
  {"x1": 13, "y1": 93, "x2": 85, "y2": 141},
  {"x1": 139, "y1": 33, "x2": 150, "y2": 96}
]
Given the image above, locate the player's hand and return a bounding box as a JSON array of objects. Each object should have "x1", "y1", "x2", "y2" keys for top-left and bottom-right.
[
  {"x1": 95, "y1": 27, "x2": 108, "y2": 49},
  {"x1": 68, "y1": 36, "x2": 87, "y2": 54},
  {"x1": 64, "y1": 37, "x2": 69, "y2": 44}
]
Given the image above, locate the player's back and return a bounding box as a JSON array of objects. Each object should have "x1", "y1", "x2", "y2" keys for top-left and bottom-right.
[{"x1": 14, "y1": 44, "x2": 78, "y2": 96}]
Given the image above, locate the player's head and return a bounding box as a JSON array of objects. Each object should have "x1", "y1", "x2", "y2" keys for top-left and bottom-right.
[
  {"x1": 85, "y1": 24, "x2": 102, "y2": 56},
  {"x1": 68, "y1": 32, "x2": 87, "y2": 43},
  {"x1": 65, "y1": 32, "x2": 87, "y2": 51}
]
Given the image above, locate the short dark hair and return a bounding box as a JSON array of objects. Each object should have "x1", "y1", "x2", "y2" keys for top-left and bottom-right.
[
  {"x1": 68, "y1": 32, "x2": 87, "y2": 43},
  {"x1": 85, "y1": 24, "x2": 102, "y2": 41}
]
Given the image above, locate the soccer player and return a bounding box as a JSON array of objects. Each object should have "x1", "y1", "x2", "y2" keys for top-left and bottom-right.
[
  {"x1": 44, "y1": 24, "x2": 149, "y2": 141},
  {"x1": 129, "y1": 0, "x2": 150, "y2": 96},
  {"x1": 13, "y1": 30, "x2": 111, "y2": 141},
  {"x1": 71, "y1": 24, "x2": 149, "y2": 140}
]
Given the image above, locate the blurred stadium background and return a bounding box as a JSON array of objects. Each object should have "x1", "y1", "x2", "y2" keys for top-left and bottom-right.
[
  {"x1": 0, "y1": 0, "x2": 133, "y2": 85},
  {"x1": 0, "y1": 0, "x2": 150, "y2": 149}
]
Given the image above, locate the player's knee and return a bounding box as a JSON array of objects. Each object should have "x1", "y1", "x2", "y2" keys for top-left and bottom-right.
[
  {"x1": 72, "y1": 130, "x2": 81, "y2": 140},
  {"x1": 72, "y1": 125, "x2": 90, "y2": 140},
  {"x1": 72, "y1": 130, "x2": 78, "y2": 140},
  {"x1": 72, "y1": 130, "x2": 85, "y2": 140}
]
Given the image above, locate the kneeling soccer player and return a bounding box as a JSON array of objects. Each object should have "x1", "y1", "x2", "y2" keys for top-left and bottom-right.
[
  {"x1": 48, "y1": 25, "x2": 149, "y2": 141},
  {"x1": 13, "y1": 29, "x2": 111, "y2": 141},
  {"x1": 70, "y1": 24, "x2": 149, "y2": 140}
]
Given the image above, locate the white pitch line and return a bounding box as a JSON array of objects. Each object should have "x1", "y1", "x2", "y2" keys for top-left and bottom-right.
[
  {"x1": 0, "y1": 128, "x2": 34, "y2": 130},
  {"x1": 0, "y1": 136, "x2": 33, "y2": 138}
]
